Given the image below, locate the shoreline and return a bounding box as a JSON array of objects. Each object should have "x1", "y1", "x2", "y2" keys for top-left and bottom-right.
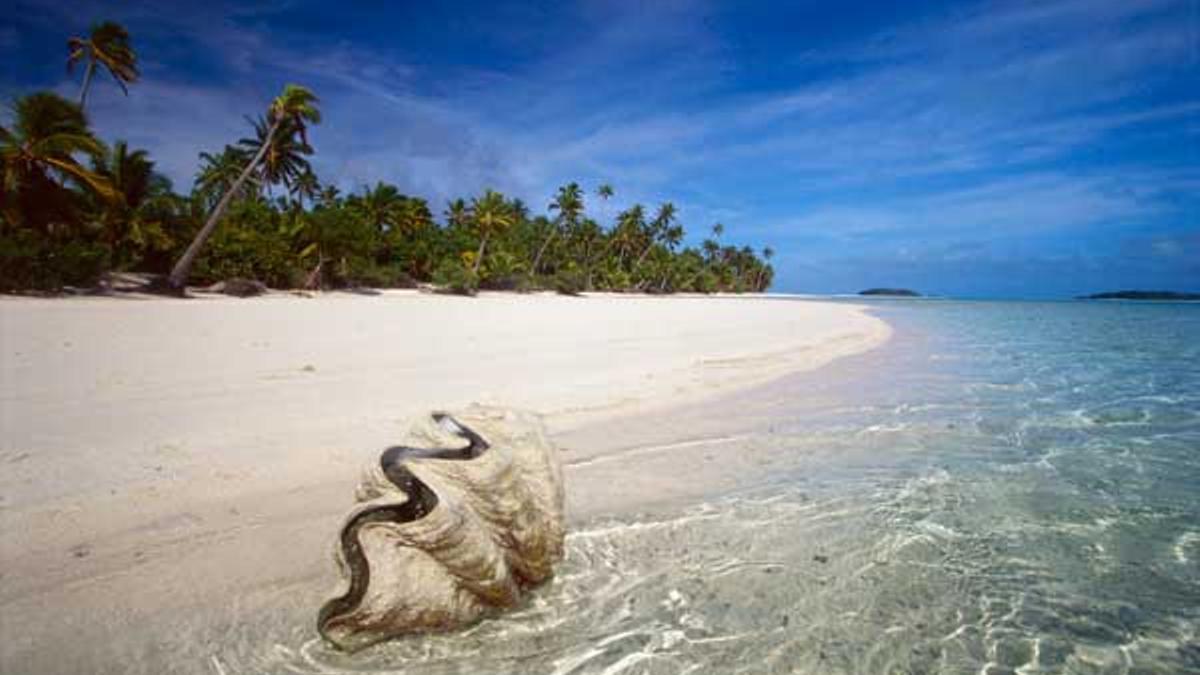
[
  {"x1": 0, "y1": 293, "x2": 890, "y2": 672},
  {"x1": 1, "y1": 291, "x2": 890, "y2": 507},
  {"x1": 1, "y1": 292, "x2": 889, "y2": 554}
]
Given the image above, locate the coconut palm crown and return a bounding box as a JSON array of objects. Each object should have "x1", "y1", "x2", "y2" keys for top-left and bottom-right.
[
  {"x1": 67, "y1": 21, "x2": 139, "y2": 109},
  {"x1": 1, "y1": 92, "x2": 117, "y2": 226},
  {"x1": 469, "y1": 189, "x2": 513, "y2": 274}
]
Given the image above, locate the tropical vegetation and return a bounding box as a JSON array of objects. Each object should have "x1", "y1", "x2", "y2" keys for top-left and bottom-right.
[{"x1": 2, "y1": 21, "x2": 774, "y2": 295}]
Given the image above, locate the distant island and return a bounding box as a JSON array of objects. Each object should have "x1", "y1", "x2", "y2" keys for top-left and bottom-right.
[
  {"x1": 1079, "y1": 290, "x2": 1200, "y2": 301},
  {"x1": 859, "y1": 288, "x2": 921, "y2": 297}
]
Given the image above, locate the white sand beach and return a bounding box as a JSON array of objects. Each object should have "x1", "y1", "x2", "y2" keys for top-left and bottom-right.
[{"x1": 0, "y1": 292, "x2": 888, "y2": 673}]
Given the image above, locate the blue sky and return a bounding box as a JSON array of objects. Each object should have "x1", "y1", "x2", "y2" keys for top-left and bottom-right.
[{"x1": 3, "y1": 0, "x2": 1198, "y2": 297}]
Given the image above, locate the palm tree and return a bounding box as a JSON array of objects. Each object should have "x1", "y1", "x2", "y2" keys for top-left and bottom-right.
[
  {"x1": 239, "y1": 114, "x2": 313, "y2": 193},
  {"x1": 755, "y1": 246, "x2": 774, "y2": 291},
  {"x1": 96, "y1": 141, "x2": 178, "y2": 266},
  {"x1": 574, "y1": 218, "x2": 605, "y2": 289},
  {"x1": 636, "y1": 201, "x2": 676, "y2": 268},
  {"x1": 167, "y1": 84, "x2": 320, "y2": 291},
  {"x1": 318, "y1": 184, "x2": 341, "y2": 208},
  {"x1": 470, "y1": 189, "x2": 512, "y2": 275},
  {"x1": 664, "y1": 224, "x2": 684, "y2": 251},
  {"x1": 444, "y1": 198, "x2": 470, "y2": 229},
  {"x1": 91, "y1": 140, "x2": 152, "y2": 249},
  {"x1": 551, "y1": 182, "x2": 584, "y2": 225},
  {"x1": 393, "y1": 198, "x2": 432, "y2": 236},
  {"x1": 534, "y1": 182, "x2": 583, "y2": 274},
  {"x1": 610, "y1": 204, "x2": 646, "y2": 270},
  {"x1": 734, "y1": 245, "x2": 756, "y2": 290},
  {"x1": 67, "y1": 21, "x2": 139, "y2": 110},
  {"x1": 596, "y1": 183, "x2": 613, "y2": 223},
  {"x1": 194, "y1": 145, "x2": 254, "y2": 207},
  {"x1": 351, "y1": 182, "x2": 404, "y2": 233},
  {"x1": 290, "y1": 169, "x2": 320, "y2": 209},
  {"x1": 1, "y1": 92, "x2": 116, "y2": 227},
  {"x1": 676, "y1": 248, "x2": 708, "y2": 291}
]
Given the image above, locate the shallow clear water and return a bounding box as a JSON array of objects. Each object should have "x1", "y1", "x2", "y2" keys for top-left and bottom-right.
[{"x1": 228, "y1": 300, "x2": 1200, "y2": 674}]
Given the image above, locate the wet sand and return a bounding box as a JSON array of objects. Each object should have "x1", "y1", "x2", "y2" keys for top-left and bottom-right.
[{"x1": 0, "y1": 292, "x2": 889, "y2": 673}]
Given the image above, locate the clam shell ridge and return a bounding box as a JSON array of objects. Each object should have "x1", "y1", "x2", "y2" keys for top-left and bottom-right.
[{"x1": 317, "y1": 407, "x2": 566, "y2": 652}]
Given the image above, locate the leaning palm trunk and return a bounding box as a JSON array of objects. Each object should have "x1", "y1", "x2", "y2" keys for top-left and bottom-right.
[
  {"x1": 617, "y1": 241, "x2": 630, "y2": 271},
  {"x1": 167, "y1": 118, "x2": 280, "y2": 291},
  {"x1": 599, "y1": 234, "x2": 624, "y2": 266},
  {"x1": 583, "y1": 240, "x2": 596, "y2": 290},
  {"x1": 633, "y1": 247, "x2": 657, "y2": 289},
  {"x1": 304, "y1": 253, "x2": 325, "y2": 290},
  {"x1": 531, "y1": 229, "x2": 556, "y2": 275},
  {"x1": 472, "y1": 234, "x2": 489, "y2": 275},
  {"x1": 78, "y1": 62, "x2": 96, "y2": 109},
  {"x1": 634, "y1": 241, "x2": 654, "y2": 269}
]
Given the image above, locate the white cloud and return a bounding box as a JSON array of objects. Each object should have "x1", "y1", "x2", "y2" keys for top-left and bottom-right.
[{"x1": 71, "y1": 79, "x2": 266, "y2": 190}]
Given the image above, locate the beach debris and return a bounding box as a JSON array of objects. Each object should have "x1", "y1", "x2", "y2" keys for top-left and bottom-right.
[
  {"x1": 208, "y1": 278, "x2": 267, "y2": 297},
  {"x1": 317, "y1": 406, "x2": 565, "y2": 652}
]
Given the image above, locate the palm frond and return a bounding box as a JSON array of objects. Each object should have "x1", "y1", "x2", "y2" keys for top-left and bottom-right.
[{"x1": 42, "y1": 156, "x2": 119, "y2": 202}]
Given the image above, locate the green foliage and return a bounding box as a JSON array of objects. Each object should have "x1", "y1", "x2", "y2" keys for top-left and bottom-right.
[
  {"x1": 2, "y1": 92, "x2": 115, "y2": 226},
  {"x1": 0, "y1": 229, "x2": 109, "y2": 291},
  {"x1": 468, "y1": 188, "x2": 513, "y2": 275},
  {"x1": 4, "y1": 25, "x2": 777, "y2": 296},
  {"x1": 348, "y1": 262, "x2": 416, "y2": 289},
  {"x1": 195, "y1": 145, "x2": 253, "y2": 207},
  {"x1": 432, "y1": 258, "x2": 478, "y2": 296},
  {"x1": 240, "y1": 114, "x2": 312, "y2": 190},
  {"x1": 190, "y1": 202, "x2": 295, "y2": 287},
  {"x1": 479, "y1": 248, "x2": 532, "y2": 291},
  {"x1": 553, "y1": 266, "x2": 586, "y2": 296}
]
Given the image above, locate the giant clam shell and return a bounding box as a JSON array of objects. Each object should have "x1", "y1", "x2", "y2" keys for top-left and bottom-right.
[{"x1": 317, "y1": 407, "x2": 565, "y2": 652}]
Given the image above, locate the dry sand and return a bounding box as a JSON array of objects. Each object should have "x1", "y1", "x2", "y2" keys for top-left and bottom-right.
[{"x1": 0, "y1": 291, "x2": 889, "y2": 673}]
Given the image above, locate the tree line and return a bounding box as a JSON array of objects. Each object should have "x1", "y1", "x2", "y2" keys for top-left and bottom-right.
[{"x1": 1, "y1": 21, "x2": 775, "y2": 295}]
